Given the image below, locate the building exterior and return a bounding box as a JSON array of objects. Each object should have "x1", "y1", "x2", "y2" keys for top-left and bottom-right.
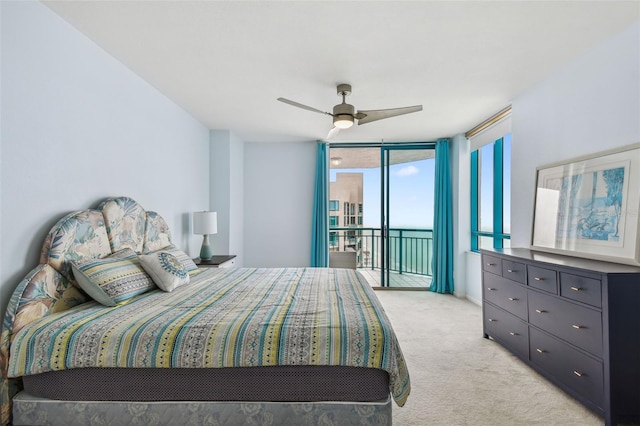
[{"x1": 329, "y1": 173, "x2": 363, "y2": 262}]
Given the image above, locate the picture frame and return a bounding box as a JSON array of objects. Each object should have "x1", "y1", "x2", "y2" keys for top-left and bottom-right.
[{"x1": 531, "y1": 143, "x2": 640, "y2": 265}]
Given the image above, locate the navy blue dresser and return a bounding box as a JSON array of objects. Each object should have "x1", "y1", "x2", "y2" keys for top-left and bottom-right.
[{"x1": 481, "y1": 248, "x2": 640, "y2": 426}]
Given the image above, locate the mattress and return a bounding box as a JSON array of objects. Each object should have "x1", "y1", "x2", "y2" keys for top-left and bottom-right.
[{"x1": 22, "y1": 365, "x2": 390, "y2": 402}]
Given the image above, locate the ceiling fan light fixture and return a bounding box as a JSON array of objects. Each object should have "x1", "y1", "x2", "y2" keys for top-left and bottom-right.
[
  {"x1": 333, "y1": 114, "x2": 354, "y2": 129},
  {"x1": 330, "y1": 156, "x2": 343, "y2": 166}
]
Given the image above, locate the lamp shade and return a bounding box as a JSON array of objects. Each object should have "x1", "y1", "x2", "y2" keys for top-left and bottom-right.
[{"x1": 193, "y1": 211, "x2": 218, "y2": 235}]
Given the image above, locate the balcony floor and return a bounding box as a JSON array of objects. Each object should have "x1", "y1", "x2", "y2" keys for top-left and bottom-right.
[{"x1": 358, "y1": 268, "x2": 431, "y2": 289}]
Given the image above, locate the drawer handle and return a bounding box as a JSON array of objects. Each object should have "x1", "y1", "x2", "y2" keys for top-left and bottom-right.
[
  {"x1": 488, "y1": 318, "x2": 496, "y2": 322},
  {"x1": 509, "y1": 332, "x2": 519, "y2": 336},
  {"x1": 486, "y1": 263, "x2": 496, "y2": 266},
  {"x1": 507, "y1": 269, "x2": 515, "y2": 273},
  {"x1": 572, "y1": 325, "x2": 583, "y2": 329},
  {"x1": 570, "y1": 286, "x2": 582, "y2": 292},
  {"x1": 508, "y1": 297, "x2": 518, "y2": 301},
  {"x1": 573, "y1": 371, "x2": 584, "y2": 377},
  {"x1": 535, "y1": 309, "x2": 546, "y2": 314},
  {"x1": 487, "y1": 287, "x2": 496, "y2": 291},
  {"x1": 536, "y1": 348, "x2": 545, "y2": 354},
  {"x1": 533, "y1": 277, "x2": 544, "y2": 281}
]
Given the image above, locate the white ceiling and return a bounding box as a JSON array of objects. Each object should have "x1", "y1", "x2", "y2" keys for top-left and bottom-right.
[{"x1": 44, "y1": 1, "x2": 639, "y2": 143}]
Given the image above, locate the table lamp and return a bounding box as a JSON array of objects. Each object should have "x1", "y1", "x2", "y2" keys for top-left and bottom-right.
[{"x1": 193, "y1": 211, "x2": 217, "y2": 260}]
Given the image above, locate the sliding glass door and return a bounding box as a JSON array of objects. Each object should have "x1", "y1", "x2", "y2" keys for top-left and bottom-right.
[
  {"x1": 329, "y1": 143, "x2": 434, "y2": 289},
  {"x1": 381, "y1": 146, "x2": 435, "y2": 288}
]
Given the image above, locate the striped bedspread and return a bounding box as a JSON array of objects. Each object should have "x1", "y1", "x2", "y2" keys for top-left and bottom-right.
[{"x1": 8, "y1": 267, "x2": 410, "y2": 406}]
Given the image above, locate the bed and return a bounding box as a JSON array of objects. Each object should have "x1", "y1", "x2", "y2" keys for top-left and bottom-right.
[{"x1": 0, "y1": 197, "x2": 410, "y2": 425}]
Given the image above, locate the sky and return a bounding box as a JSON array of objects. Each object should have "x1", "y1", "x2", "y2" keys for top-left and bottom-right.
[
  {"x1": 330, "y1": 156, "x2": 435, "y2": 229},
  {"x1": 480, "y1": 133, "x2": 512, "y2": 233}
]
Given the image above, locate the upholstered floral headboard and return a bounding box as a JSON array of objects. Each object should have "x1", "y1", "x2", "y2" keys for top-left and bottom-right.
[{"x1": 0, "y1": 196, "x2": 172, "y2": 425}]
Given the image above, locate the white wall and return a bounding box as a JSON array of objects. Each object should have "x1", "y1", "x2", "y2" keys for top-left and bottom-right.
[
  {"x1": 243, "y1": 141, "x2": 316, "y2": 267},
  {"x1": 210, "y1": 130, "x2": 245, "y2": 266},
  {"x1": 464, "y1": 252, "x2": 482, "y2": 305},
  {"x1": 511, "y1": 22, "x2": 640, "y2": 247},
  {"x1": 229, "y1": 133, "x2": 245, "y2": 266},
  {"x1": 451, "y1": 134, "x2": 473, "y2": 300},
  {"x1": 0, "y1": 2, "x2": 210, "y2": 315},
  {"x1": 451, "y1": 133, "x2": 486, "y2": 304}
]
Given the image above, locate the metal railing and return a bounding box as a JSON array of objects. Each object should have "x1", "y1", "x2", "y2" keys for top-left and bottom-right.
[{"x1": 329, "y1": 227, "x2": 433, "y2": 276}]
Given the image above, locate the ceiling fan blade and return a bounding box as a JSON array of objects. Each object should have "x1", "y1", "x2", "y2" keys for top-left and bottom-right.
[
  {"x1": 277, "y1": 97, "x2": 331, "y2": 116},
  {"x1": 356, "y1": 105, "x2": 423, "y2": 125},
  {"x1": 327, "y1": 126, "x2": 340, "y2": 139}
]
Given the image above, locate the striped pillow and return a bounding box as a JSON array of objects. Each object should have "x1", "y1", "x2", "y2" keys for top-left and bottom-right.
[{"x1": 72, "y1": 248, "x2": 156, "y2": 306}]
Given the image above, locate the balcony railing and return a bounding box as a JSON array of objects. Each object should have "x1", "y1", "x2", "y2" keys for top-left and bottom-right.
[{"x1": 329, "y1": 227, "x2": 433, "y2": 276}]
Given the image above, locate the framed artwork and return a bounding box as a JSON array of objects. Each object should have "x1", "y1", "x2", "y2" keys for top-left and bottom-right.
[{"x1": 531, "y1": 143, "x2": 640, "y2": 265}]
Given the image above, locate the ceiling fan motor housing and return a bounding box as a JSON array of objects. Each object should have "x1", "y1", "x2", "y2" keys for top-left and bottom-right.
[
  {"x1": 333, "y1": 102, "x2": 355, "y2": 117},
  {"x1": 333, "y1": 102, "x2": 355, "y2": 128}
]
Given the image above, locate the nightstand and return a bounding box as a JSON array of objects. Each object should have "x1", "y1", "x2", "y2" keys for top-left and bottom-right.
[{"x1": 193, "y1": 255, "x2": 236, "y2": 268}]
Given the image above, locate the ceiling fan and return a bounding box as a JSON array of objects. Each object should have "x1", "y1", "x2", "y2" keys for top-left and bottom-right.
[{"x1": 277, "y1": 84, "x2": 423, "y2": 138}]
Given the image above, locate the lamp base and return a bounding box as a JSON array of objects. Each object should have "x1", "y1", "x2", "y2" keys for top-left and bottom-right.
[{"x1": 200, "y1": 235, "x2": 213, "y2": 260}]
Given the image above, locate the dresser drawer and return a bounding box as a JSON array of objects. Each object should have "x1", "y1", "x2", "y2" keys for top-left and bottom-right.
[
  {"x1": 528, "y1": 291, "x2": 603, "y2": 357},
  {"x1": 484, "y1": 303, "x2": 529, "y2": 359},
  {"x1": 530, "y1": 327, "x2": 604, "y2": 408},
  {"x1": 527, "y1": 266, "x2": 558, "y2": 294},
  {"x1": 502, "y1": 260, "x2": 526, "y2": 284},
  {"x1": 482, "y1": 254, "x2": 502, "y2": 276},
  {"x1": 560, "y1": 273, "x2": 602, "y2": 308},
  {"x1": 483, "y1": 272, "x2": 528, "y2": 320}
]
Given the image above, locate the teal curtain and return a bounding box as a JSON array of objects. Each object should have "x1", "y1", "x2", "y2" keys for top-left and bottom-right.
[
  {"x1": 311, "y1": 142, "x2": 329, "y2": 267},
  {"x1": 431, "y1": 138, "x2": 454, "y2": 294}
]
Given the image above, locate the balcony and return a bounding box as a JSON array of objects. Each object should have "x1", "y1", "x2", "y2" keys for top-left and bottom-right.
[{"x1": 329, "y1": 227, "x2": 433, "y2": 288}]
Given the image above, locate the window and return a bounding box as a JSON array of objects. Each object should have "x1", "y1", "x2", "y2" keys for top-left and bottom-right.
[
  {"x1": 329, "y1": 216, "x2": 338, "y2": 227},
  {"x1": 329, "y1": 232, "x2": 339, "y2": 247},
  {"x1": 330, "y1": 200, "x2": 339, "y2": 211},
  {"x1": 471, "y1": 134, "x2": 511, "y2": 251}
]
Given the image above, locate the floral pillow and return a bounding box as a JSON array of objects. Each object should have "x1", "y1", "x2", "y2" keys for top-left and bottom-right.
[
  {"x1": 139, "y1": 251, "x2": 190, "y2": 292},
  {"x1": 71, "y1": 248, "x2": 156, "y2": 306},
  {"x1": 156, "y1": 245, "x2": 198, "y2": 273}
]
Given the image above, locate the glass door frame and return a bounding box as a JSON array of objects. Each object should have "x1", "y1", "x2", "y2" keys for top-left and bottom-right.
[
  {"x1": 326, "y1": 140, "x2": 436, "y2": 289},
  {"x1": 380, "y1": 143, "x2": 436, "y2": 288}
]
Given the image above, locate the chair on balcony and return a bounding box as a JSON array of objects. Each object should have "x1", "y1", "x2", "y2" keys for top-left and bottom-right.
[{"x1": 329, "y1": 251, "x2": 357, "y2": 270}]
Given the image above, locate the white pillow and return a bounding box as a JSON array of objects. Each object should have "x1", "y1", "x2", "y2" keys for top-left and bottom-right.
[
  {"x1": 148, "y1": 245, "x2": 198, "y2": 273},
  {"x1": 164, "y1": 245, "x2": 198, "y2": 272},
  {"x1": 139, "y1": 251, "x2": 190, "y2": 292}
]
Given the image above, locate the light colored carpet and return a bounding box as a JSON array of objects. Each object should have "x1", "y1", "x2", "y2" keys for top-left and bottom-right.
[{"x1": 374, "y1": 290, "x2": 603, "y2": 426}]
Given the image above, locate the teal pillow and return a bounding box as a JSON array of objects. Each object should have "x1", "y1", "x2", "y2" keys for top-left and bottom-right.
[
  {"x1": 139, "y1": 251, "x2": 190, "y2": 292},
  {"x1": 72, "y1": 248, "x2": 156, "y2": 306}
]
